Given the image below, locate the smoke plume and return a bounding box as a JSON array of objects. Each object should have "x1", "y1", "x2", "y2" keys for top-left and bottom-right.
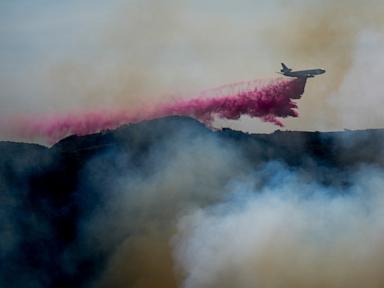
[
  {"x1": 2, "y1": 1, "x2": 384, "y2": 287},
  {"x1": 2, "y1": 117, "x2": 384, "y2": 287},
  {"x1": 174, "y1": 163, "x2": 384, "y2": 288}
]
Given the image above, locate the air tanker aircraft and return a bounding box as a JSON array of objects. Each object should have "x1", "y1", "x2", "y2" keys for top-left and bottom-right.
[{"x1": 279, "y1": 63, "x2": 326, "y2": 78}]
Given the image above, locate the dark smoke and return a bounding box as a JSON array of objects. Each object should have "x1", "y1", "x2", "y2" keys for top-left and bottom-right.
[{"x1": 1, "y1": 117, "x2": 384, "y2": 287}]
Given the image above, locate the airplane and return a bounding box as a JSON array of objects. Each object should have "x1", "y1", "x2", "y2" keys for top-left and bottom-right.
[{"x1": 279, "y1": 63, "x2": 326, "y2": 78}]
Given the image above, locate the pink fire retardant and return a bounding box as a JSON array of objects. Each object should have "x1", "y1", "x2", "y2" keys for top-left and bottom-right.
[{"x1": 11, "y1": 77, "x2": 306, "y2": 144}]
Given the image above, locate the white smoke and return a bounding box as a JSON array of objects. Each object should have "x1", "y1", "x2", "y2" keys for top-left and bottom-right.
[
  {"x1": 174, "y1": 163, "x2": 384, "y2": 288},
  {"x1": 330, "y1": 30, "x2": 384, "y2": 130}
]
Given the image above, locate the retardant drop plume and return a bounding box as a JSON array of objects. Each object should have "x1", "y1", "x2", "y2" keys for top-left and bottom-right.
[{"x1": 10, "y1": 77, "x2": 306, "y2": 144}]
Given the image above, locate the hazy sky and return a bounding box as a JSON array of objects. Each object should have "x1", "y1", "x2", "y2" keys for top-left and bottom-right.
[{"x1": 1, "y1": 0, "x2": 384, "y2": 139}]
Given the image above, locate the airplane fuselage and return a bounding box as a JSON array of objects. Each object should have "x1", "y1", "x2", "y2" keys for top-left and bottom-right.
[
  {"x1": 282, "y1": 69, "x2": 326, "y2": 78},
  {"x1": 279, "y1": 63, "x2": 326, "y2": 79}
]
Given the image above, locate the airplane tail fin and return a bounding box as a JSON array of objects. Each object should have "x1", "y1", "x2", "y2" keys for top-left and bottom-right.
[{"x1": 281, "y1": 63, "x2": 291, "y2": 72}]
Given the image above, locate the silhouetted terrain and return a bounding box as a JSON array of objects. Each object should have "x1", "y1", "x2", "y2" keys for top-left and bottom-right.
[{"x1": 1, "y1": 116, "x2": 384, "y2": 287}]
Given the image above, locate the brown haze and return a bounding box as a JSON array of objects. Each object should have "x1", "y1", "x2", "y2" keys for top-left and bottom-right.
[
  {"x1": 2, "y1": 0, "x2": 384, "y2": 136},
  {"x1": 2, "y1": 1, "x2": 384, "y2": 287},
  {"x1": 86, "y1": 2, "x2": 384, "y2": 287}
]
